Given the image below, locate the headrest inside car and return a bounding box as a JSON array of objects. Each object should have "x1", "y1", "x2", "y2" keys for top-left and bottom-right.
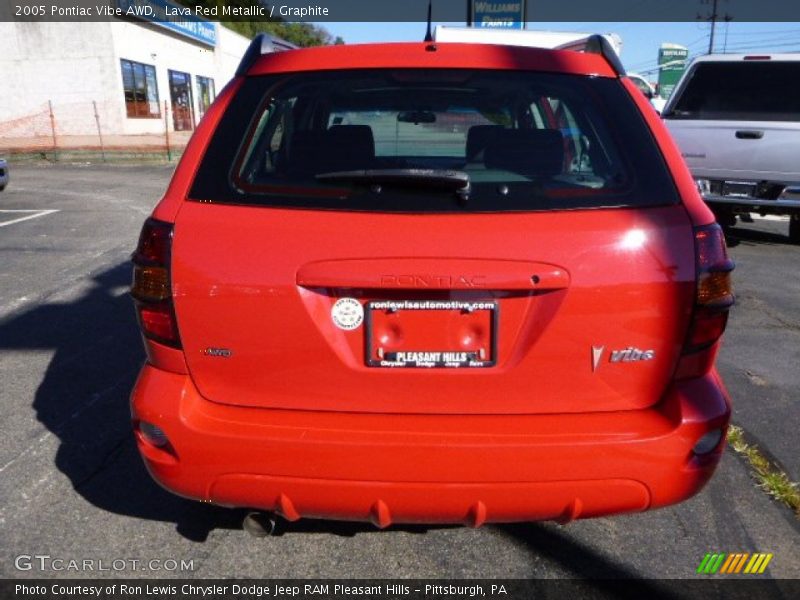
[
  {"x1": 466, "y1": 125, "x2": 504, "y2": 162},
  {"x1": 484, "y1": 129, "x2": 564, "y2": 178},
  {"x1": 288, "y1": 125, "x2": 375, "y2": 175},
  {"x1": 319, "y1": 125, "x2": 375, "y2": 172}
]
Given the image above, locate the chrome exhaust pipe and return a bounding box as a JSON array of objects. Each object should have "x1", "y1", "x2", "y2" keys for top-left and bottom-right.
[{"x1": 243, "y1": 511, "x2": 278, "y2": 537}]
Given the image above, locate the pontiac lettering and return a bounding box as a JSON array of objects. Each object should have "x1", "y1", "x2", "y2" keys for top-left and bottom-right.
[{"x1": 380, "y1": 275, "x2": 486, "y2": 288}]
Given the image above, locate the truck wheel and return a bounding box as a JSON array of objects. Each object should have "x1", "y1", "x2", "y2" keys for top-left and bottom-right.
[
  {"x1": 790, "y1": 215, "x2": 800, "y2": 245},
  {"x1": 713, "y1": 209, "x2": 736, "y2": 230}
]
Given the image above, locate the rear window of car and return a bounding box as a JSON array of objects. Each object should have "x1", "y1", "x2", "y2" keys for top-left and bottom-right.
[
  {"x1": 190, "y1": 69, "x2": 678, "y2": 212},
  {"x1": 666, "y1": 61, "x2": 800, "y2": 121}
]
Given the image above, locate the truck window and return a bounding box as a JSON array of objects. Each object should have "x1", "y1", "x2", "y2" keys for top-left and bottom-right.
[{"x1": 668, "y1": 61, "x2": 800, "y2": 121}]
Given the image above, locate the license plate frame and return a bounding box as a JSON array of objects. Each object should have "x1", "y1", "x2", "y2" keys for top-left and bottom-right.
[
  {"x1": 365, "y1": 300, "x2": 498, "y2": 368},
  {"x1": 722, "y1": 180, "x2": 757, "y2": 198}
]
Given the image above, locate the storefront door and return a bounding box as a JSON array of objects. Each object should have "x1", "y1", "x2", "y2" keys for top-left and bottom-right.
[{"x1": 168, "y1": 69, "x2": 195, "y2": 131}]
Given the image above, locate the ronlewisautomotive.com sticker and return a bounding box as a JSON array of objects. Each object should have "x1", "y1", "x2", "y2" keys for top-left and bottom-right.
[{"x1": 331, "y1": 297, "x2": 364, "y2": 330}]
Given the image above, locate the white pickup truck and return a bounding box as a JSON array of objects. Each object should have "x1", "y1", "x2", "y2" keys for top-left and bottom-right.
[
  {"x1": 663, "y1": 54, "x2": 800, "y2": 243},
  {"x1": 627, "y1": 73, "x2": 666, "y2": 114}
]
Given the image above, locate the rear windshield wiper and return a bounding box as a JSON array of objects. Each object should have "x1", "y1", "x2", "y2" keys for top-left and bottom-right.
[{"x1": 315, "y1": 168, "x2": 471, "y2": 203}]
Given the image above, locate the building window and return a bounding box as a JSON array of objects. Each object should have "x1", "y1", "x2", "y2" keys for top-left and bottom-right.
[
  {"x1": 168, "y1": 69, "x2": 195, "y2": 131},
  {"x1": 120, "y1": 59, "x2": 160, "y2": 118},
  {"x1": 196, "y1": 76, "x2": 216, "y2": 120}
]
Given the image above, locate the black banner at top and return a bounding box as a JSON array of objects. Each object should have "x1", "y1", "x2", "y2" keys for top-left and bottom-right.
[{"x1": 2, "y1": 0, "x2": 800, "y2": 22}]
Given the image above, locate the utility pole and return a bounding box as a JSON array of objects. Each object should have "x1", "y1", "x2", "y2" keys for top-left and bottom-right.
[
  {"x1": 708, "y1": 0, "x2": 718, "y2": 54},
  {"x1": 722, "y1": 15, "x2": 733, "y2": 53},
  {"x1": 698, "y1": 0, "x2": 731, "y2": 55}
]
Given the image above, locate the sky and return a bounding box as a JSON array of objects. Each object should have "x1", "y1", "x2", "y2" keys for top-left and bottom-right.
[{"x1": 317, "y1": 21, "x2": 800, "y2": 80}]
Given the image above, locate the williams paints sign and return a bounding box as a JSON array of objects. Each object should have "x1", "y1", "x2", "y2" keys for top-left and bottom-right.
[
  {"x1": 471, "y1": 0, "x2": 526, "y2": 29},
  {"x1": 116, "y1": 0, "x2": 217, "y2": 47}
]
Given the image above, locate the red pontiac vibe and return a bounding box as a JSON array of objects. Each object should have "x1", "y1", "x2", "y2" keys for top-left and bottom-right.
[{"x1": 130, "y1": 36, "x2": 734, "y2": 529}]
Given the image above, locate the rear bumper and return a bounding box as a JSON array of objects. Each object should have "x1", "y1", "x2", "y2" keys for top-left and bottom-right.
[
  {"x1": 131, "y1": 365, "x2": 730, "y2": 526},
  {"x1": 704, "y1": 193, "x2": 800, "y2": 214}
]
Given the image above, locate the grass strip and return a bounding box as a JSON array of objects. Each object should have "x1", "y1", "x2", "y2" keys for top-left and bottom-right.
[{"x1": 728, "y1": 424, "x2": 800, "y2": 517}]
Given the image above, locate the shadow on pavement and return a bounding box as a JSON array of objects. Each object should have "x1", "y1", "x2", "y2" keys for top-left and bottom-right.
[
  {"x1": 724, "y1": 225, "x2": 792, "y2": 247},
  {"x1": 0, "y1": 261, "x2": 716, "y2": 587},
  {"x1": 498, "y1": 522, "x2": 668, "y2": 583},
  {"x1": 0, "y1": 262, "x2": 453, "y2": 543},
  {"x1": 0, "y1": 262, "x2": 242, "y2": 542}
]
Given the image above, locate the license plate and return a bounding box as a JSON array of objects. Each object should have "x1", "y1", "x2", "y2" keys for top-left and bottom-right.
[
  {"x1": 722, "y1": 181, "x2": 756, "y2": 198},
  {"x1": 365, "y1": 300, "x2": 497, "y2": 368}
]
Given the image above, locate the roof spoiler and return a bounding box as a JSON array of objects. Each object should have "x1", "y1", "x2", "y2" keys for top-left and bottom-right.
[
  {"x1": 556, "y1": 34, "x2": 626, "y2": 77},
  {"x1": 236, "y1": 33, "x2": 298, "y2": 77}
]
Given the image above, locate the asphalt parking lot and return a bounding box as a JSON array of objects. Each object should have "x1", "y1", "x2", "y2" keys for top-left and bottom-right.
[{"x1": 0, "y1": 163, "x2": 798, "y2": 582}]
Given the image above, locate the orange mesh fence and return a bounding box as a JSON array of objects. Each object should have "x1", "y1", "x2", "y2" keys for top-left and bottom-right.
[
  {"x1": 0, "y1": 102, "x2": 54, "y2": 151},
  {"x1": 0, "y1": 100, "x2": 189, "y2": 156}
]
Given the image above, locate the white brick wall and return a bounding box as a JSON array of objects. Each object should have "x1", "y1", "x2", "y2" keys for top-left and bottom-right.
[{"x1": 0, "y1": 20, "x2": 250, "y2": 140}]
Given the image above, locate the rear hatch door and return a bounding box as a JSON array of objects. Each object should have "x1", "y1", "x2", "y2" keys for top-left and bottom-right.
[{"x1": 170, "y1": 65, "x2": 696, "y2": 415}]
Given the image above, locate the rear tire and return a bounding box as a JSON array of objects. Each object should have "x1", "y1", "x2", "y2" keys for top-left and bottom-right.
[{"x1": 789, "y1": 215, "x2": 800, "y2": 245}]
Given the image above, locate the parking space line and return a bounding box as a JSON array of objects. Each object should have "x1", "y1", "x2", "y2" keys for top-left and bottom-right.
[{"x1": 0, "y1": 209, "x2": 59, "y2": 228}]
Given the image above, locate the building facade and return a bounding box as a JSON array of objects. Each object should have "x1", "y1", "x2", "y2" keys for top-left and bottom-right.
[{"x1": 0, "y1": 16, "x2": 253, "y2": 152}]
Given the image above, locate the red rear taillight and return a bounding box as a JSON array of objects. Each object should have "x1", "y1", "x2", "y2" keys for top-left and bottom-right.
[
  {"x1": 694, "y1": 224, "x2": 735, "y2": 310},
  {"x1": 676, "y1": 224, "x2": 734, "y2": 379},
  {"x1": 134, "y1": 219, "x2": 172, "y2": 265},
  {"x1": 131, "y1": 218, "x2": 181, "y2": 348}
]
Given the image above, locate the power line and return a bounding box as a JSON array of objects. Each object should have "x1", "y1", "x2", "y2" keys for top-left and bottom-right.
[
  {"x1": 626, "y1": 19, "x2": 800, "y2": 75},
  {"x1": 722, "y1": 28, "x2": 800, "y2": 37},
  {"x1": 628, "y1": 51, "x2": 704, "y2": 75},
  {"x1": 723, "y1": 19, "x2": 729, "y2": 52},
  {"x1": 627, "y1": 53, "x2": 694, "y2": 73},
  {"x1": 717, "y1": 41, "x2": 800, "y2": 52},
  {"x1": 624, "y1": 38, "x2": 704, "y2": 72},
  {"x1": 685, "y1": 34, "x2": 711, "y2": 48},
  {"x1": 721, "y1": 33, "x2": 800, "y2": 49},
  {"x1": 634, "y1": 54, "x2": 702, "y2": 76}
]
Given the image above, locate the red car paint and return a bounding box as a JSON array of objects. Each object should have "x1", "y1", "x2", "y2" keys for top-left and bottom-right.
[{"x1": 130, "y1": 41, "x2": 732, "y2": 527}]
